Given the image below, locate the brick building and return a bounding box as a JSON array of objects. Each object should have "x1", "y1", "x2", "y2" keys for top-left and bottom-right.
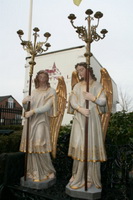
[{"x1": 0, "y1": 95, "x2": 22, "y2": 125}]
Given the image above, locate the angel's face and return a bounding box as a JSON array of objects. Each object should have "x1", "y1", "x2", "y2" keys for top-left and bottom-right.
[
  {"x1": 38, "y1": 73, "x2": 48, "y2": 85},
  {"x1": 76, "y1": 65, "x2": 86, "y2": 79}
]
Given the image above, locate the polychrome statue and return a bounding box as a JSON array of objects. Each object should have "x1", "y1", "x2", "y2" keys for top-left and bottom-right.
[
  {"x1": 20, "y1": 70, "x2": 66, "y2": 188},
  {"x1": 67, "y1": 62, "x2": 113, "y2": 189}
]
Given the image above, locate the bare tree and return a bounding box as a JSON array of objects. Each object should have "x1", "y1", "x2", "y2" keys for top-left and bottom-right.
[{"x1": 117, "y1": 88, "x2": 133, "y2": 112}]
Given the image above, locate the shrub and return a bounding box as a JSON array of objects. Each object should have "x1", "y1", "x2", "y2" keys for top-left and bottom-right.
[
  {"x1": 0, "y1": 131, "x2": 21, "y2": 154},
  {"x1": 107, "y1": 111, "x2": 133, "y2": 145}
]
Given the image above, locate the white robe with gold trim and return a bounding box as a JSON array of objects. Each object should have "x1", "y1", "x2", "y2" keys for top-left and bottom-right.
[
  {"x1": 68, "y1": 81, "x2": 107, "y2": 188},
  {"x1": 20, "y1": 87, "x2": 57, "y2": 182}
]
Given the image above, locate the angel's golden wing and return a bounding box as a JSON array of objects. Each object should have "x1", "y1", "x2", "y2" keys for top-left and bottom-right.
[
  {"x1": 50, "y1": 76, "x2": 67, "y2": 158},
  {"x1": 71, "y1": 70, "x2": 80, "y2": 89},
  {"x1": 67, "y1": 70, "x2": 80, "y2": 114},
  {"x1": 100, "y1": 68, "x2": 113, "y2": 140}
]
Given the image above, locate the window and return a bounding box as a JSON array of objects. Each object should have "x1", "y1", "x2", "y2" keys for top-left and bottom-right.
[
  {"x1": 8, "y1": 97, "x2": 14, "y2": 108},
  {"x1": 15, "y1": 114, "x2": 21, "y2": 119}
]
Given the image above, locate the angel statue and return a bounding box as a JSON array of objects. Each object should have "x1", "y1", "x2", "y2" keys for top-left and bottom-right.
[
  {"x1": 67, "y1": 62, "x2": 113, "y2": 190},
  {"x1": 20, "y1": 70, "x2": 67, "y2": 189}
]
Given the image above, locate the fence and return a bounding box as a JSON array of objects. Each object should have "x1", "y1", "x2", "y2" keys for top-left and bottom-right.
[{"x1": 0, "y1": 106, "x2": 22, "y2": 125}]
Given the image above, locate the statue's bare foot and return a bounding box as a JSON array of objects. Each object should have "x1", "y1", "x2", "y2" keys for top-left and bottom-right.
[
  {"x1": 87, "y1": 182, "x2": 92, "y2": 188},
  {"x1": 69, "y1": 176, "x2": 74, "y2": 183},
  {"x1": 49, "y1": 173, "x2": 55, "y2": 179}
]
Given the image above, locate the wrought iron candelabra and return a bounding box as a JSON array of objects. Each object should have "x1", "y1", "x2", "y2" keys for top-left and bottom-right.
[{"x1": 68, "y1": 9, "x2": 108, "y2": 191}]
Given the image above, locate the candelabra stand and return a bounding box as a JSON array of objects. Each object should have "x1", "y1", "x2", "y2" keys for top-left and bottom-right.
[{"x1": 17, "y1": 27, "x2": 51, "y2": 180}]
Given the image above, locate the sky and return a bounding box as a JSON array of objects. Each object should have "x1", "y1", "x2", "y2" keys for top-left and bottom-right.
[{"x1": 0, "y1": 0, "x2": 133, "y2": 109}]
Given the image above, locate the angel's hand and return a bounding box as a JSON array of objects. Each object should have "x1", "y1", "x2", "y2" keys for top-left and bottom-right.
[
  {"x1": 22, "y1": 96, "x2": 31, "y2": 104},
  {"x1": 78, "y1": 107, "x2": 89, "y2": 117},
  {"x1": 24, "y1": 110, "x2": 34, "y2": 118},
  {"x1": 83, "y1": 92, "x2": 95, "y2": 102}
]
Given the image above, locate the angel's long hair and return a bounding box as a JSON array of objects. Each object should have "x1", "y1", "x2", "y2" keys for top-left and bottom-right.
[
  {"x1": 75, "y1": 62, "x2": 97, "y2": 81},
  {"x1": 34, "y1": 70, "x2": 50, "y2": 88}
]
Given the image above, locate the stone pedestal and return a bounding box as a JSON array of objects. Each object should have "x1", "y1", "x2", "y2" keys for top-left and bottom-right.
[
  {"x1": 20, "y1": 176, "x2": 56, "y2": 190},
  {"x1": 66, "y1": 184, "x2": 102, "y2": 200}
]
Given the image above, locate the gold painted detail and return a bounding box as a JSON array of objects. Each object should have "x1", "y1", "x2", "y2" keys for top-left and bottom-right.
[
  {"x1": 68, "y1": 154, "x2": 107, "y2": 162},
  {"x1": 71, "y1": 70, "x2": 80, "y2": 89},
  {"x1": 33, "y1": 176, "x2": 49, "y2": 182},
  {"x1": 100, "y1": 68, "x2": 113, "y2": 140},
  {"x1": 20, "y1": 150, "x2": 51, "y2": 154},
  {"x1": 50, "y1": 76, "x2": 67, "y2": 158},
  {"x1": 69, "y1": 183, "x2": 85, "y2": 189}
]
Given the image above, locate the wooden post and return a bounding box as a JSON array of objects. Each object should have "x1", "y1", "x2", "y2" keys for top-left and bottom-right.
[
  {"x1": 24, "y1": 56, "x2": 36, "y2": 181},
  {"x1": 84, "y1": 15, "x2": 91, "y2": 191}
]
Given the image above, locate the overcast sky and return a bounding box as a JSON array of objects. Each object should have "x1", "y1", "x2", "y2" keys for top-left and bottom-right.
[{"x1": 0, "y1": 0, "x2": 133, "y2": 107}]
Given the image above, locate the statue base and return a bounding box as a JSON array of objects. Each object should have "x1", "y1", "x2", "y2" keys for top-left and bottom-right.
[
  {"x1": 20, "y1": 176, "x2": 56, "y2": 190},
  {"x1": 66, "y1": 184, "x2": 102, "y2": 200}
]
